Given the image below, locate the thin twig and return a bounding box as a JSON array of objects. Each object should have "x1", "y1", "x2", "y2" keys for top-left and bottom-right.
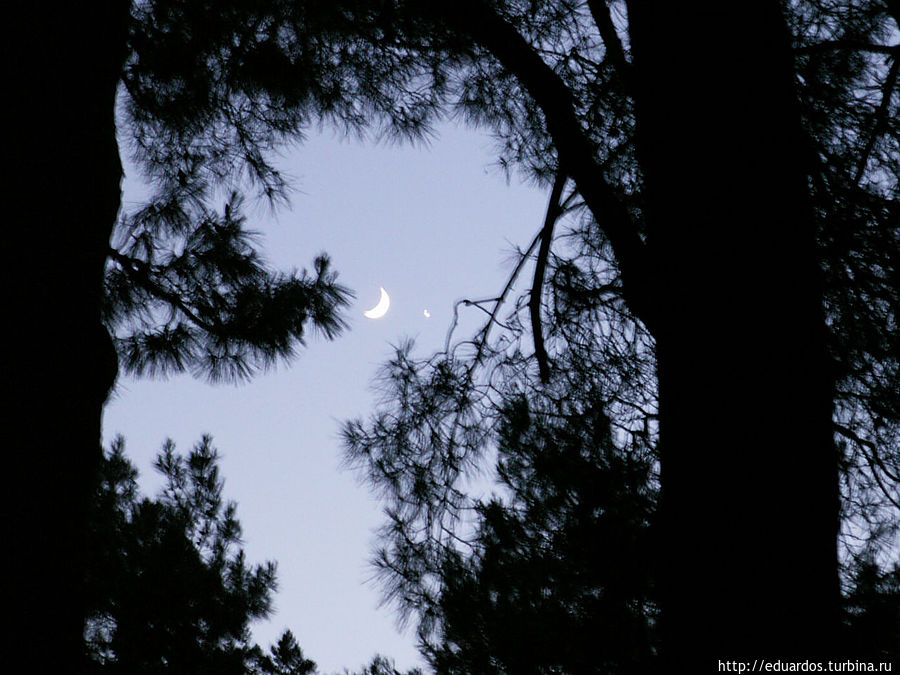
[
  {"x1": 854, "y1": 55, "x2": 899, "y2": 186},
  {"x1": 448, "y1": 229, "x2": 544, "y2": 364}
]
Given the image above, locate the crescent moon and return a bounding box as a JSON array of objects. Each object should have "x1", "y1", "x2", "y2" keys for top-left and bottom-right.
[{"x1": 363, "y1": 287, "x2": 391, "y2": 319}]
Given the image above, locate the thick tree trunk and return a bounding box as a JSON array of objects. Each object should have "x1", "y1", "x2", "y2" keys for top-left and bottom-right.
[
  {"x1": 627, "y1": 2, "x2": 841, "y2": 668},
  {"x1": 7, "y1": 3, "x2": 129, "y2": 670}
]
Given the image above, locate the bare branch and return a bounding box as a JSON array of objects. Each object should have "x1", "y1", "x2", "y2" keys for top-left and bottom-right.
[
  {"x1": 446, "y1": 230, "x2": 543, "y2": 365},
  {"x1": 530, "y1": 172, "x2": 567, "y2": 383},
  {"x1": 853, "y1": 55, "x2": 899, "y2": 185},
  {"x1": 794, "y1": 40, "x2": 900, "y2": 55}
]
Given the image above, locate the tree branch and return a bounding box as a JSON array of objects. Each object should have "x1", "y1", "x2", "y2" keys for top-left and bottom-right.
[
  {"x1": 107, "y1": 247, "x2": 215, "y2": 332},
  {"x1": 834, "y1": 421, "x2": 900, "y2": 511},
  {"x1": 794, "y1": 40, "x2": 899, "y2": 55},
  {"x1": 440, "y1": 0, "x2": 657, "y2": 334},
  {"x1": 586, "y1": 0, "x2": 632, "y2": 88},
  {"x1": 529, "y1": 172, "x2": 566, "y2": 383},
  {"x1": 447, "y1": 225, "x2": 541, "y2": 364},
  {"x1": 853, "y1": 54, "x2": 898, "y2": 185}
]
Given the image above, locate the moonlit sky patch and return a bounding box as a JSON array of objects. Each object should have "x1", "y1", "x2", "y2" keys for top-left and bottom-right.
[{"x1": 103, "y1": 123, "x2": 546, "y2": 673}]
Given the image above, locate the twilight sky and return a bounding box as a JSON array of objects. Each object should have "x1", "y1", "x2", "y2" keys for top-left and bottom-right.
[{"x1": 102, "y1": 121, "x2": 548, "y2": 673}]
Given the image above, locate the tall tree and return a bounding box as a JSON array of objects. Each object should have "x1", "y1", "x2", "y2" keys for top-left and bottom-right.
[
  {"x1": 7, "y1": 0, "x2": 896, "y2": 669},
  {"x1": 5, "y1": 1, "x2": 395, "y2": 668},
  {"x1": 339, "y1": 0, "x2": 899, "y2": 668},
  {"x1": 8, "y1": 5, "x2": 133, "y2": 672},
  {"x1": 627, "y1": 3, "x2": 838, "y2": 663}
]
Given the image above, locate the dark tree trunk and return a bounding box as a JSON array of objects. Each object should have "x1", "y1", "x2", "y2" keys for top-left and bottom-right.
[
  {"x1": 627, "y1": 2, "x2": 841, "y2": 668},
  {"x1": 7, "y1": 3, "x2": 129, "y2": 670}
]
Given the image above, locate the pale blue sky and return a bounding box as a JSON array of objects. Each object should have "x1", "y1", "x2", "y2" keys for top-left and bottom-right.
[{"x1": 102, "y1": 122, "x2": 548, "y2": 673}]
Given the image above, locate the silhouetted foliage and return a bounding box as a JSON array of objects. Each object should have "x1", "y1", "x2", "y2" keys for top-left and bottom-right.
[
  {"x1": 11, "y1": 0, "x2": 898, "y2": 669},
  {"x1": 431, "y1": 393, "x2": 657, "y2": 674},
  {"x1": 99, "y1": 0, "x2": 900, "y2": 666},
  {"x1": 343, "y1": 310, "x2": 659, "y2": 671},
  {"x1": 340, "y1": 655, "x2": 424, "y2": 675},
  {"x1": 843, "y1": 555, "x2": 900, "y2": 661},
  {"x1": 20, "y1": 0, "x2": 474, "y2": 668},
  {"x1": 85, "y1": 436, "x2": 281, "y2": 672},
  {"x1": 792, "y1": 0, "x2": 900, "y2": 563},
  {"x1": 109, "y1": 0, "x2": 370, "y2": 382},
  {"x1": 338, "y1": 0, "x2": 899, "y2": 666},
  {"x1": 251, "y1": 630, "x2": 318, "y2": 675},
  {"x1": 13, "y1": 1, "x2": 382, "y2": 666}
]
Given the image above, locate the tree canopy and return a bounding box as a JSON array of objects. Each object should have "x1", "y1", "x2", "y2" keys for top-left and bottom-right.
[
  {"x1": 109, "y1": 0, "x2": 900, "y2": 665},
  {"x1": 336, "y1": 0, "x2": 899, "y2": 667},
  {"x1": 7, "y1": 0, "x2": 898, "y2": 669}
]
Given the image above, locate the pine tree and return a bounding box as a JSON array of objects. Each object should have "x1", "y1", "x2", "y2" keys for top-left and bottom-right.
[
  {"x1": 250, "y1": 630, "x2": 318, "y2": 675},
  {"x1": 7, "y1": 0, "x2": 897, "y2": 668},
  {"x1": 86, "y1": 436, "x2": 279, "y2": 673},
  {"x1": 339, "y1": 0, "x2": 899, "y2": 666}
]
